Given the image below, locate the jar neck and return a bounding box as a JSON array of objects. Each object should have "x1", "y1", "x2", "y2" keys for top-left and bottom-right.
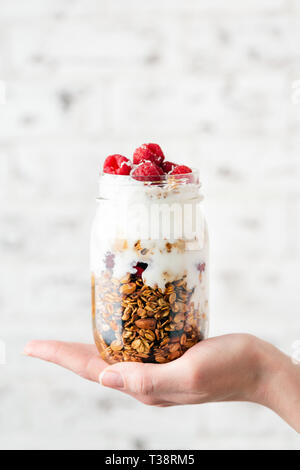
[{"x1": 98, "y1": 172, "x2": 202, "y2": 203}]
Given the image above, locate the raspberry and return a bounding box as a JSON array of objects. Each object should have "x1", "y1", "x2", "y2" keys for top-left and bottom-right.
[
  {"x1": 132, "y1": 161, "x2": 164, "y2": 181},
  {"x1": 171, "y1": 165, "x2": 192, "y2": 175},
  {"x1": 133, "y1": 262, "x2": 148, "y2": 277},
  {"x1": 103, "y1": 155, "x2": 132, "y2": 175},
  {"x1": 133, "y1": 143, "x2": 165, "y2": 167},
  {"x1": 161, "y1": 161, "x2": 177, "y2": 174}
]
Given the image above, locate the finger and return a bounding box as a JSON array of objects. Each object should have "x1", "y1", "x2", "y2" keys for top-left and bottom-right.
[
  {"x1": 99, "y1": 356, "x2": 194, "y2": 405},
  {"x1": 23, "y1": 341, "x2": 107, "y2": 382}
]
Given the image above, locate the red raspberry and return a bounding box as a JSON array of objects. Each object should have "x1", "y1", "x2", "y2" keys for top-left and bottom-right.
[
  {"x1": 133, "y1": 143, "x2": 165, "y2": 167},
  {"x1": 132, "y1": 161, "x2": 164, "y2": 181},
  {"x1": 103, "y1": 155, "x2": 132, "y2": 175},
  {"x1": 171, "y1": 165, "x2": 192, "y2": 175},
  {"x1": 161, "y1": 161, "x2": 177, "y2": 174},
  {"x1": 133, "y1": 262, "x2": 148, "y2": 277}
]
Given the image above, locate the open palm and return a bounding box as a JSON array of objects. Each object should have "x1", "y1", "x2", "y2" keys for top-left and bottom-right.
[{"x1": 24, "y1": 334, "x2": 266, "y2": 407}]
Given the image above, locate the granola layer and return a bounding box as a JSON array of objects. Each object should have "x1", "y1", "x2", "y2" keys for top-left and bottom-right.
[{"x1": 92, "y1": 270, "x2": 206, "y2": 364}]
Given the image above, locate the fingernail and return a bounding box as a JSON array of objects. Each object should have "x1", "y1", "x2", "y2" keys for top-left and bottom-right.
[{"x1": 99, "y1": 370, "x2": 124, "y2": 389}]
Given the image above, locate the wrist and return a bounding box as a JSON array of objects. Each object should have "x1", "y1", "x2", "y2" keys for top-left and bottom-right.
[
  {"x1": 251, "y1": 339, "x2": 300, "y2": 433},
  {"x1": 251, "y1": 339, "x2": 285, "y2": 406}
]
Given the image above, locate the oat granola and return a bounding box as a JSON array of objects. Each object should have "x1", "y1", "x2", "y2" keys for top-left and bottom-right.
[{"x1": 92, "y1": 270, "x2": 204, "y2": 364}]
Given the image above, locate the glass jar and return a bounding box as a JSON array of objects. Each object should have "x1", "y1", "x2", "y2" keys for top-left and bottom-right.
[{"x1": 91, "y1": 170, "x2": 209, "y2": 364}]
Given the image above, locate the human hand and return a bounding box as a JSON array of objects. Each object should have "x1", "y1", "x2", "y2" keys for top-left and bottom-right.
[
  {"x1": 22, "y1": 334, "x2": 274, "y2": 406},
  {"x1": 23, "y1": 334, "x2": 300, "y2": 431}
]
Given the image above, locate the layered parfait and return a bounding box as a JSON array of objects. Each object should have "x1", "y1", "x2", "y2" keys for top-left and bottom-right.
[{"x1": 91, "y1": 143, "x2": 209, "y2": 364}]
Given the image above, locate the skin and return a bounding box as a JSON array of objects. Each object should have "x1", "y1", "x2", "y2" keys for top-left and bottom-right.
[{"x1": 23, "y1": 334, "x2": 300, "y2": 433}]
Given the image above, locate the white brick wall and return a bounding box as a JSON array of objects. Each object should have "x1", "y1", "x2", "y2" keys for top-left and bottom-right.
[{"x1": 1, "y1": 0, "x2": 300, "y2": 450}]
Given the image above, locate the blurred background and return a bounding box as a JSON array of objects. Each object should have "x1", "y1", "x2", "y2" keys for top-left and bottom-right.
[{"x1": 1, "y1": 0, "x2": 300, "y2": 450}]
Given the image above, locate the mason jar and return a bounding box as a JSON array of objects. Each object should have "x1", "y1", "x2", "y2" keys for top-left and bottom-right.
[{"x1": 91, "y1": 170, "x2": 209, "y2": 364}]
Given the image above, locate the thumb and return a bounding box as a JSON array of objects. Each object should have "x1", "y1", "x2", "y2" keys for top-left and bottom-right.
[{"x1": 99, "y1": 359, "x2": 189, "y2": 406}]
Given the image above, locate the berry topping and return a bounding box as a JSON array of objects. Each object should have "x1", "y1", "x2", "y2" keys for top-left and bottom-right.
[
  {"x1": 132, "y1": 161, "x2": 164, "y2": 181},
  {"x1": 102, "y1": 143, "x2": 195, "y2": 184},
  {"x1": 171, "y1": 165, "x2": 192, "y2": 175},
  {"x1": 103, "y1": 155, "x2": 132, "y2": 175},
  {"x1": 161, "y1": 161, "x2": 177, "y2": 174},
  {"x1": 133, "y1": 143, "x2": 165, "y2": 167}
]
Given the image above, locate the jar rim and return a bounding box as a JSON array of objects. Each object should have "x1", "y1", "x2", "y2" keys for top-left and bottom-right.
[
  {"x1": 97, "y1": 168, "x2": 203, "y2": 203},
  {"x1": 99, "y1": 168, "x2": 200, "y2": 186}
]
